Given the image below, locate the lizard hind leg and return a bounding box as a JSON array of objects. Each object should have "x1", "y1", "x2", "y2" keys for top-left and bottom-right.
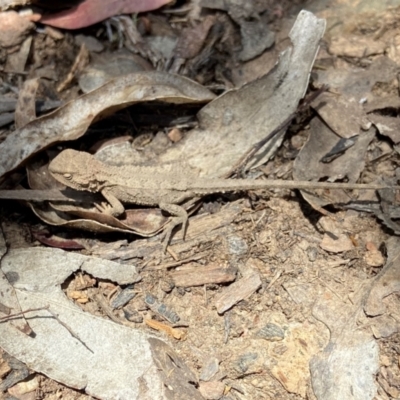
[{"x1": 159, "y1": 202, "x2": 188, "y2": 252}]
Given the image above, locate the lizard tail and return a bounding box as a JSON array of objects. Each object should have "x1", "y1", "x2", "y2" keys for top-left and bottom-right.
[{"x1": 189, "y1": 178, "x2": 395, "y2": 194}]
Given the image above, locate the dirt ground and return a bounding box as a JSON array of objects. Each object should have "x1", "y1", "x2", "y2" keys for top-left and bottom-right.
[{"x1": 1, "y1": 0, "x2": 400, "y2": 399}]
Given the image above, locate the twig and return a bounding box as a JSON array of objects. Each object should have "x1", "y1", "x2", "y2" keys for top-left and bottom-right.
[
  {"x1": 0, "y1": 189, "x2": 98, "y2": 202},
  {"x1": 1, "y1": 304, "x2": 93, "y2": 352},
  {"x1": 46, "y1": 309, "x2": 94, "y2": 353},
  {"x1": 0, "y1": 305, "x2": 49, "y2": 322}
]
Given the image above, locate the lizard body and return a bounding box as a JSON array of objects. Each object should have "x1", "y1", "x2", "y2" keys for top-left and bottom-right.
[{"x1": 49, "y1": 149, "x2": 397, "y2": 249}]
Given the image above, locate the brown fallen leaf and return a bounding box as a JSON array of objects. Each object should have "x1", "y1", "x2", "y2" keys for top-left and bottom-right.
[
  {"x1": 312, "y1": 92, "x2": 366, "y2": 139},
  {"x1": 32, "y1": 203, "x2": 169, "y2": 236},
  {"x1": 293, "y1": 117, "x2": 376, "y2": 209},
  {"x1": 318, "y1": 56, "x2": 399, "y2": 101},
  {"x1": 0, "y1": 72, "x2": 215, "y2": 178}
]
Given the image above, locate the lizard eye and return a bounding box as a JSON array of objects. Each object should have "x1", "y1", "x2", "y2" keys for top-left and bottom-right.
[{"x1": 63, "y1": 173, "x2": 72, "y2": 180}]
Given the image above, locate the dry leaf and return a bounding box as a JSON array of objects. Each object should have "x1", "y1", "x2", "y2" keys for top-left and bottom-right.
[
  {"x1": 39, "y1": 0, "x2": 174, "y2": 29},
  {"x1": 0, "y1": 71, "x2": 215, "y2": 178},
  {"x1": 159, "y1": 10, "x2": 326, "y2": 177}
]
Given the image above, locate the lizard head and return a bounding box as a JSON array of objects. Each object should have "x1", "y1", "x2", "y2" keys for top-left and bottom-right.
[{"x1": 49, "y1": 149, "x2": 104, "y2": 192}]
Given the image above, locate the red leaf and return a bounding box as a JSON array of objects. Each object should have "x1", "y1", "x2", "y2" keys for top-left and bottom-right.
[
  {"x1": 32, "y1": 230, "x2": 85, "y2": 250},
  {"x1": 39, "y1": 0, "x2": 173, "y2": 29}
]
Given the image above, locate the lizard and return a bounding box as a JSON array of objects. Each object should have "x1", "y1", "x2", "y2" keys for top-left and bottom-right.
[{"x1": 49, "y1": 149, "x2": 399, "y2": 250}]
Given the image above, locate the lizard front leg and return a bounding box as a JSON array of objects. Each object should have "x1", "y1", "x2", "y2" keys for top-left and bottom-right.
[
  {"x1": 96, "y1": 188, "x2": 125, "y2": 217},
  {"x1": 159, "y1": 202, "x2": 188, "y2": 252}
]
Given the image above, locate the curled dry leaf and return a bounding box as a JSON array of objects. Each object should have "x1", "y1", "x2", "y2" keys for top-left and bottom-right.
[
  {"x1": 159, "y1": 11, "x2": 326, "y2": 177},
  {"x1": 78, "y1": 50, "x2": 152, "y2": 93},
  {"x1": 27, "y1": 196, "x2": 169, "y2": 236},
  {"x1": 367, "y1": 113, "x2": 400, "y2": 144},
  {"x1": 26, "y1": 156, "x2": 63, "y2": 190},
  {"x1": 31, "y1": 230, "x2": 85, "y2": 250},
  {"x1": 31, "y1": 204, "x2": 169, "y2": 236},
  {"x1": 39, "y1": 0, "x2": 174, "y2": 30},
  {"x1": 0, "y1": 71, "x2": 215, "y2": 178}
]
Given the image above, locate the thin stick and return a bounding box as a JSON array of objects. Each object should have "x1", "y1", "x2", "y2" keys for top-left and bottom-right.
[
  {"x1": 47, "y1": 309, "x2": 94, "y2": 353},
  {"x1": 0, "y1": 189, "x2": 97, "y2": 202},
  {"x1": 1, "y1": 305, "x2": 93, "y2": 353},
  {"x1": 0, "y1": 305, "x2": 49, "y2": 322}
]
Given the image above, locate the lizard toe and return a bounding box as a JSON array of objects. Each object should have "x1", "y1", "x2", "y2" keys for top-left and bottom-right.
[
  {"x1": 95, "y1": 202, "x2": 117, "y2": 216},
  {"x1": 159, "y1": 217, "x2": 187, "y2": 253}
]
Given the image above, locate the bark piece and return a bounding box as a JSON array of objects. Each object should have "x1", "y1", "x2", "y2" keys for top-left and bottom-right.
[
  {"x1": 171, "y1": 263, "x2": 237, "y2": 288},
  {"x1": 214, "y1": 271, "x2": 261, "y2": 314}
]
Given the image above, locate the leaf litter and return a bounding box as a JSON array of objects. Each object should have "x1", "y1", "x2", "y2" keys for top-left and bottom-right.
[{"x1": 1, "y1": 2, "x2": 400, "y2": 399}]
